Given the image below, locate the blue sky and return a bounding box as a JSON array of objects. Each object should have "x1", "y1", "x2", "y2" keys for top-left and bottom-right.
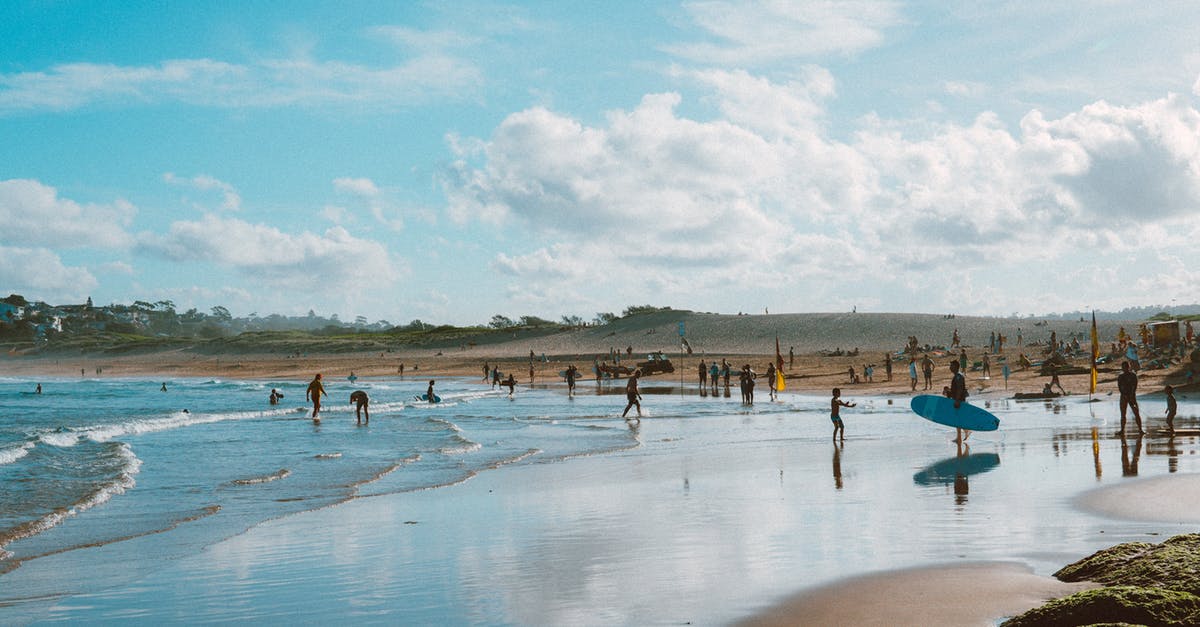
[{"x1": 3, "y1": 1, "x2": 1199, "y2": 325}]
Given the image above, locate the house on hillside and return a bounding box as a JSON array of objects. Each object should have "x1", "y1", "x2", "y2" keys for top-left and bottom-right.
[{"x1": 0, "y1": 302, "x2": 23, "y2": 322}]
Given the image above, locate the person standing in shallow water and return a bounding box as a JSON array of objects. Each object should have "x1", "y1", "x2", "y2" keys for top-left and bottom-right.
[
  {"x1": 622, "y1": 370, "x2": 642, "y2": 420},
  {"x1": 830, "y1": 387, "x2": 855, "y2": 442},
  {"x1": 946, "y1": 360, "x2": 969, "y2": 443},
  {"x1": 306, "y1": 374, "x2": 327, "y2": 421},
  {"x1": 350, "y1": 390, "x2": 369, "y2": 425},
  {"x1": 1117, "y1": 361, "x2": 1143, "y2": 434}
]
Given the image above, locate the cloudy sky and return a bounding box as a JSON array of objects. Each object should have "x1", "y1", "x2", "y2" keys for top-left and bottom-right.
[{"x1": 3, "y1": 1, "x2": 1199, "y2": 325}]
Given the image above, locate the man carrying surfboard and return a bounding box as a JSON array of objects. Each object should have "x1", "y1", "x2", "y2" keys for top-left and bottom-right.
[{"x1": 947, "y1": 360, "x2": 969, "y2": 442}]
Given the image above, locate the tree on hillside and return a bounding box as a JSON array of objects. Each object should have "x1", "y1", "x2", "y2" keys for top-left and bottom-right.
[
  {"x1": 210, "y1": 306, "x2": 232, "y2": 322},
  {"x1": 622, "y1": 305, "x2": 670, "y2": 317},
  {"x1": 561, "y1": 315, "x2": 584, "y2": 326},
  {"x1": 594, "y1": 312, "x2": 617, "y2": 325},
  {"x1": 3, "y1": 294, "x2": 29, "y2": 307},
  {"x1": 489, "y1": 315, "x2": 515, "y2": 329},
  {"x1": 518, "y1": 315, "x2": 555, "y2": 328}
]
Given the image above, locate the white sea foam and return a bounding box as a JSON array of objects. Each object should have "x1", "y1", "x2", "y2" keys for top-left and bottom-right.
[
  {"x1": 41, "y1": 407, "x2": 296, "y2": 447},
  {"x1": 0, "y1": 442, "x2": 34, "y2": 465},
  {"x1": 438, "y1": 435, "x2": 482, "y2": 455},
  {"x1": 0, "y1": 443, "x2": 142, "y2": 551},
  {"x1": 231, "y1": 469, "x2": 291, "y2": 485}
]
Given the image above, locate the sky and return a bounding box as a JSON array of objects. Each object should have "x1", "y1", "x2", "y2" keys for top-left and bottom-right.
[{"x1": 2, "y1": 1, "x2": 1200, "y2": 326}]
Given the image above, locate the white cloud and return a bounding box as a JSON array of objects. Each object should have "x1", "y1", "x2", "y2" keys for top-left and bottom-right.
[
  {"x1": 443, "y1": 71, "x2": 1200, "y2": 315},
  {"x1": 332, "y1": 177, "x2": 405, "y2": 231},
  {"x1": 666, "y1": 0, "x2": 904, "y2": 64},
  {"x1": 0, "y1": 51, "x2": 483, "y2": 113},
  {"x1": 0, "y1": 179, "x2": 134, "y2": 249},
  {"x1": 164, "y1": 172, "x2": 242, "y2": 211},
  {"x1": 0, "y1": 246, "x2": 97, "y2": 297},
  {"x1": 138, "y1": 214, "x2": 401, "y2": 291}
]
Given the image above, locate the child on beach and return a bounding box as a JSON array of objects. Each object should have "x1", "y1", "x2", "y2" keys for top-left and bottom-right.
[
  {"x1": 1165, "y1": 385, "x2": 1177, "y2": 434},
  {"x1": 830, "y1": 388, "x2": 855, "y2": 442}
]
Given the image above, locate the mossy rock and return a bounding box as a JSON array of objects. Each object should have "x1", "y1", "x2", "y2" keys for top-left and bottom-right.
[
  {"x1": 1002, "y1": 586, "x2": 1200, "y2": 626},
  {"x1": 1055, "y1": 534, "x2": 1200, "y2": 596}
]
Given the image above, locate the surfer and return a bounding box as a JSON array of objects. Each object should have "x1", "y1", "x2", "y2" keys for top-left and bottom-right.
[
  {"x1": 161, "y1": 382, "x2": 168, "y2": 392},
  {"x1": 306, "y1": 374, "x2": 327, "y2": 421},
  {"x1": 566, "y1": 364, "x2": 578, "y2": 396},
  {"x1": 502, "y1": 374, "x2": 517, "y2": 397},
  {"x1": 946, "y1": 360, "x2": 970, "y2": 442},
  {"x1": 830, "y1": 388, "x2": 855, "y2": 442},
  {"x1": 350, "y1": 390, "x2": 369, "y2": 424},
  {"x1": 1117, "y1": 361, "x2": 1143, "y2": 434},
  {"x1": 622, "y1": 370, "x2": 642, "y2": 419},
  {"x1": 426, "y1": 380, "x2": 437, "y2": 403},
  {"x1": 269, "y1": 389, "x2": 283, "y2": 405},
  {"x1": 35, "y1": 383, "x2": 42, "y2": 394}
]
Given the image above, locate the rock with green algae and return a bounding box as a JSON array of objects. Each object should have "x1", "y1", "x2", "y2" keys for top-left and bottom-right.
[
  {"x1": 1055, "y1": 534, "x2": 1200, "y2": 595},
  {"x1": 1003, "y1": 534, "x2": 1200, "y2": 626},
  {"x1": 1001, "y1": 586, "x2": 1200, "y2": 626}
]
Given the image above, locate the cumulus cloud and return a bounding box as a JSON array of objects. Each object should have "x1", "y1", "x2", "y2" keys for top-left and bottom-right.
[
  {"x1": 138, "y1": 214, "x2": 401, "y2": 290},
  {"x1": 0, "y1": 179, "x2": 134, "y2": 248},
  {"x1": 666, "y1": 0, "x2": 904, "y2": 64},
  {"x1": 0, "y1": 246, "x2": 97, "y2": 297},
  {"x1": 164, "y1": 172, "x2": 242, "y2": 211},
  {"x1": 442, "y1": 70, "x2": 1200, "y2": 314}
]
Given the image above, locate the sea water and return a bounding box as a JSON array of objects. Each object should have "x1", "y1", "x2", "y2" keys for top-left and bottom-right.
[
  {"x1": 2, "y1": 375, "x2": 1199, "y2": 624},
  {"x1": 0, "y1": 377, "x2": 633, "y2": 582}
]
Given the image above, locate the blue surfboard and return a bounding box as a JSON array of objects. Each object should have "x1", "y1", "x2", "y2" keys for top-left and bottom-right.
[
  {"x1": 413, "y1": 393, "x2": 441, "y2": 403},
  {"x1": 910, "y1": 394, "x2": 999, "y2": 431}
]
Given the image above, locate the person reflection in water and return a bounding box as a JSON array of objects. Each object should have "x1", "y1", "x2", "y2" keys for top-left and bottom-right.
[
  {"x1": 1120, "y1": 433, "x2": 1142, "y2": 477},
  {"x1": 832, "y1": 443, "x2": 844, "y2": 490}
]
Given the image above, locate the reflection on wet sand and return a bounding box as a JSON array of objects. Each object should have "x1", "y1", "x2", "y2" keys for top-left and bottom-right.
[
  {"x1": 832, "y1": 443, "x2": 843, "y2": 490},
  {"x1": 1120, "y1": 433, "x2": 1143, "y2": 477},
  {"x1": 913, "y1": 444, "x2": 1002, "y2": 505}
]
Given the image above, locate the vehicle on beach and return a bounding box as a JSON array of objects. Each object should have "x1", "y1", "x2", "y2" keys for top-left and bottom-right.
[{"x1": 635, "y1": 351, "x2": 675, "y2": 376}]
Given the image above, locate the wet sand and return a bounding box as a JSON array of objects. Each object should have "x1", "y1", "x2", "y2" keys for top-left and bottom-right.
[
  {"x1": 1077, "y1": 472, "x2": 1200, "y2": 524},
  {"x1": 740, "y1": 562, "x2": 1094, "y2": 627}
]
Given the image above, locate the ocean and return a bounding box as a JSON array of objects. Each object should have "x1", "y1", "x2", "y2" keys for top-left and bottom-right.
[{"x1": 1, "y1": 374, "x2": 1197, "y2": 624}]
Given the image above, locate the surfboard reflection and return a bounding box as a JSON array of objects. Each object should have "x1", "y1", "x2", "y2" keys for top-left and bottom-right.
[{"x1": 913, "y1": 450, "x2": 1001, "y2": 504}]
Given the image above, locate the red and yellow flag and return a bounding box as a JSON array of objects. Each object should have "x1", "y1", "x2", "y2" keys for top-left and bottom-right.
[
  {"x1": 1090, "y1": 311, "x2": 1099, "y2": 394},
  {"x1": 775, "y1": 336, "x2": 786, "y2": 391}
]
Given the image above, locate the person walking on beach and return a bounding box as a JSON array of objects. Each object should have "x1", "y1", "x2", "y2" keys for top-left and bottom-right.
[
  {"x1": 884, "y1": 354, "x2": 892, "y2": 382},
  {"x1": 566, "y1": 364, "x2": 578, "y2": 396},
  {"x1": 908, "y1": 358, "x2": 918, "y2": 392},
  {"x1": 1117, "y1": 361, "x2": 1143, "y2": 434},
  {"x1": 698, "y1": 360, "x2": 708, "y2": 389},
  {"x1": 622, "y1": 370, "x2": 642, "y2": 420},
  {"x1": 492, "y1": 366, "x2": 501, "y2": 389},
  {"x1": 766, "y1": 362, "x2": 777, "y2": 401},
  {"x1": 306, "y1": 374, "x2": 327, "y2": 421},
  {"x1": 1165, "y1": 385, "x2": 1178, "y2": 434},
  {"x1": 722, "y1": 359, "x2": 732, "y2": 388},
  {"x1": 710, "y1": 361, "x2": 720, "y2": 394},
  {"x1": 830, "y1": 388, "x2": 855, "y2": 442},
  {"x1": 946, "y1": 360, "x2": 970, "y2": 443},
  {"x1": 921, "y1": 355, "x2": 934, "y2": 391},
  {"x1": 502, "y1": 373, "x2": 517, "y2": 397},
  {"x1": 350, "y1": 390, "x2": 370, "y2": 425}
]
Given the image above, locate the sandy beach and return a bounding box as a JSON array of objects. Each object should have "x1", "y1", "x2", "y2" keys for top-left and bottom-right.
[{"x1": 2, "y1": 312, "x2": 1198, "y2": 625}]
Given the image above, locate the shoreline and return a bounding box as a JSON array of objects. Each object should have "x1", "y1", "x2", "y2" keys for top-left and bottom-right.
[{"x1": 0, "y1": 348, "x2": 1179, "y2": 403}]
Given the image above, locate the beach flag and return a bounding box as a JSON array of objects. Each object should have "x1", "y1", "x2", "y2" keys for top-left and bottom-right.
[
  {"x1": 1089, "y1": 311, "x2": 1099, "y2": 395},
  {"x1": 775, "y1": 336, "x2": 786, "y2": 391}
]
